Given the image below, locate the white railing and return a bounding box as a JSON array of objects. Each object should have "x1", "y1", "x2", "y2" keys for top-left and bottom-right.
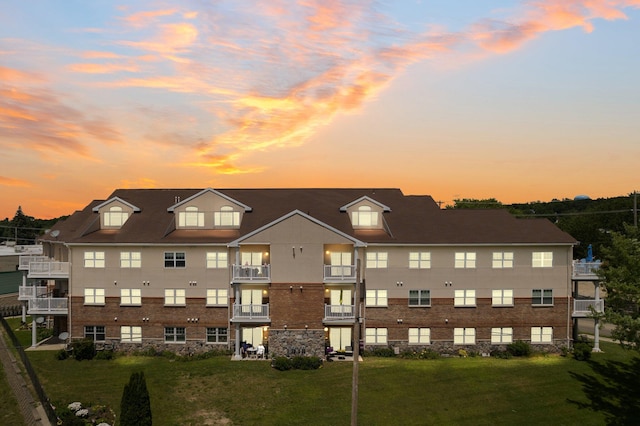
[
  {"x1": 232, "y1": 303, "x2": 269, "y2": 320},
  {"x1": 18, "y1": 286, "x2": 49, "y2": 301},
  {"x1": 27, "y1": 261, "x2": 70, "y2": 278},
  {"x1": 573, "y1": 299, "x2": 604, "y2": 317},
  {"x1": 232, "y1": 264, "x2": 270, "y2": 282},
  {"x1": 28, "y1": 297, "x2": 68, "y2": 314},
  {"x1": 18, "y1": 255, "x2": 48, "y2": 270},
  {"x1": 572, "y1": 260, "x2": 602, "y2": 278},
  {"x1": 324, "y1": 304, "x2": 355, "y2": 321},
  {"x1": 323, "y1": 265, "x2": 357, "y2": 281}
]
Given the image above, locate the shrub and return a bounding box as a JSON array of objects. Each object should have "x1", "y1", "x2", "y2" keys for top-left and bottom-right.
[
  {"x1": 458, "y1": 349, "x2": 468, "y2": 358},
  {"x1": 573, "y1": 336, "x2": 594, "y2": 361},
  {"x1": 490, "y1": 349, "x2": 512, "y2": 359},
  {"x1": 272, "y1": 356, "x2": 293, "y2": 371},
  {"x1": 55, "y1": 348, "x2": 69, "y2": 360},
  {"x1": 272, "y1": 356, "x2": 322, "y2": 371},
  {"x1": 37, "y1": 327, "x2": 54, "y2": 342},
  {"x1": 367, "y1": 347, "x2": 396, "y2": 358},
  {"x1": 72, "y1": 339, "x2": 96, "y2": 361},
  {"x1": 506, "y1": 340, "x2": 531, "y2": 357},
  {"x1": 95, "y1": 350, "x2": 115, "y2": 360},
  {"x1": 120, "y1": 371, "x2": 152, "y2": 426}
]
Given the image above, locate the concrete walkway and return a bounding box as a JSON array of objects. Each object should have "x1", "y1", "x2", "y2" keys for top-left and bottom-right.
[{"x1": 0, "y1": 325, "x2": 52, "y2": 426}]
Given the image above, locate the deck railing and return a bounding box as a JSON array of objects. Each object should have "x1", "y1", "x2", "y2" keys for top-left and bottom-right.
[
  {"x1": 18, "y1": 255, "x2": 48, "y2": 270},
  {"x1": 572, "y1": 260, "x2": 602, "y2": 278},
  {"x1": 573, "y1": 299, "x2": 604, "y2": 317},
  {"x1": 323, "y1": 265, "x2": 357, "y2": 281},
  {"x1": 232, "y1": 303, "x2": 269, "y2": 320},
  {"x1": 232, "y1": 264, "x2": 271, "y2": 282},
  {"x1": 28, "y1": 297, "x2": 68, "y2": 315},
  {"x1": 324, "y1": 304, "x2": 356, "y2": 321},
  {"x1": 18, "y1": 286, "x2": 49, "y2": 301}
]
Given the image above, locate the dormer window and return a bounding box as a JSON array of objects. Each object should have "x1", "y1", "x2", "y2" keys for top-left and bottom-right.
[
  {"x1": 179, "y1": 206, "x2": 204, "y2": 227},
  {"x1": 214, "y1": 206, "x2": 240, "y2": 227},
  {"x1": 352, "y1": 206, "x2": 378, "y2": 227},
  {"x1": 104, "y1": 206, "x2": 129, "y2": 227}
]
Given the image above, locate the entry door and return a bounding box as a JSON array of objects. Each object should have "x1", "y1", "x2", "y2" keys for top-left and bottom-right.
[
  {"x1": 330, "y1": 289, "x2": 352, "y2": 314},
  {"x1": 242, "y1": 327, "x2": 263, "y2": 346},
  {"x1": 329, "y1": 327, "x2": 352, "y2": 351}
]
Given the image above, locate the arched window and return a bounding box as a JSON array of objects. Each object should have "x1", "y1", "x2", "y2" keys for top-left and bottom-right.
[
  {"x1": 352, "y1": 205, "x2": 378, "y2": 227},
  {"x1": 214, "y1": 205, "x2": 240, "y2": 227},
  {"x1": 104, "y1": 206, "x2": 129, "y2": 227},
  {"x1": 179, "y1": 206, "x2": 204, "y2": 227}
]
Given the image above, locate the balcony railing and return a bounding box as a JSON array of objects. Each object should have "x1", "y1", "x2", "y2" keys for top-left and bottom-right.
[
  {"x1": 232, "y1": 264, "x2": 271, "y2": 282},
  {"x1": 323, "y1": 265, "x2": 357, "y2": 282},
  {"x1": 572, "y1": 260, "x2": 602, "y2": 279},
  {"x1": 18, "y1": 285, "x2": 49, "y2": 301},
  {"x1": 27, "y1": 297, "x2": 68, "y2": 315},
  {"x1": 573, "y1": 299, "x2": 604, "y2": 317},
  {"x1": 324, "y1": 304, "x2": 356, "y2": 321},
  {"x1": 231, "y1": 303, "x2": 270, "y2": 321},
  {"x1": 27, "y1": 261, "x2": 70, "y2": 279},
  {"x1": 18, "y1": 255, "x2": 48, "y2": 270}
]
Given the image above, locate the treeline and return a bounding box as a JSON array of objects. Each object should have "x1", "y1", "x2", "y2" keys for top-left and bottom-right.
[{"x1": 0, "y1": 206, "x2": 66, "y2": 246}]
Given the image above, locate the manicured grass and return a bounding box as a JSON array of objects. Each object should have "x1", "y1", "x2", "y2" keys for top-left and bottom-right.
[
  {"x1": 0, "y1": 351, "x2": 26, "y2": 426},
  {"x1": 22, "y1": 341, "x2": 637, "y2": 426}
]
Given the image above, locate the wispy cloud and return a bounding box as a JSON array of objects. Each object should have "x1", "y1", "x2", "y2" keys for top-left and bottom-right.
[{"x1": 0, "y1": 176, "x2": 31, "y2": 187}]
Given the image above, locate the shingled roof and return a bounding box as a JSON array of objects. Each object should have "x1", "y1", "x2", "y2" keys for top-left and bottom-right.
[{"x1": 42, "y1": 188, "x2": 576, "y2": 246}]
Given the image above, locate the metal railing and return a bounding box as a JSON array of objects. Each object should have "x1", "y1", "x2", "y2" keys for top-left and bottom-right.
[
  {"x1": 232, "y1": 264, "x2": 271, "y2": 282},
  {"x1": 18, "y1": 286, "x2": 49, "y2": 301},
  {"x1": 18, "y1": 255, "x2": 48, "y2": 270},
  {"x1": 232, "y1": 303, "x2": 269, "y2": 320},
  {"x1": 324, "y1": 304, "x2": 355, "y2": 321},
  {"x1": 27, "y1": 261, "x2": 70, "y2": 278},
  {"x1": 573, "y1": 299, "x2": 604, "y2": 316},
  {"x1": 572, "y1": 260, "x2": 602, "y2": 278},
  {"x1": 323, "y1": 265, "x2": 357, "y2": 281},
  {"x1": 28, "y1": 297, "x2": 68, "y2": 314}
]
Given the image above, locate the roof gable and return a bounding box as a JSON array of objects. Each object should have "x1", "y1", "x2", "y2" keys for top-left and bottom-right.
[
  {"x1": 339, "y1": 196, "x2": 391, "y2": 212},
  {"x1": 91, "y1": 197, "x2": 141, "y2": 213},
  {"x1": 167, "y1": 188, "x2": 252, "y2": 212}
]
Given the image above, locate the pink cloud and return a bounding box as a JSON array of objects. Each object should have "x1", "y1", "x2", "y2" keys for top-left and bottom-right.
[{"x1": 0, "y1": 176, "x2": 31, "y2": 187}]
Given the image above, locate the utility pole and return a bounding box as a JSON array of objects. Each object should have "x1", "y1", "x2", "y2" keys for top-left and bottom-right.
[{"x1": 351, "y1": 258, "x2": 361, "y2": 426}]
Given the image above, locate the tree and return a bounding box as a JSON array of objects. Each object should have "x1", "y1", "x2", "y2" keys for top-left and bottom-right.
[
  {"x1": 120, "y1": 371, "x2": 152, "y2": 426},
  {"x1": 599, "y1": 224, "x2": 640, "y2": 350},
  {"x1": 445, "y1": 198, "x2": 503, "y2": 209}
]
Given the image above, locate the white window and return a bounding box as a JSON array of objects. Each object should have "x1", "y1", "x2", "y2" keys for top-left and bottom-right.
[
  {"x1": 352, "y1": 205, "x2": 378, "y2": 227},
  {"x1": 84, "y1": 288, "x2": 105, "y2": 305},
  {"x1": 120, "y1": 288, "x2": 141, "y2": 306},
  {"x1": 492, "y1": 252, "x2": 514, "y2": 268},
  {"x1": 120, "y1": 252, "x2": 141, "y2": 268},
  {"x1": 532, "y1": 289, "x2": 553, "y2": 306},
  {"x1": 330, "y1": 252, "x2": 353, "y2": 277},
  {"x1": 120, "y1": 326, "x2": 142, "y2": 342},
  {"x1": 531, "y1": 326, "x2": 553, "y2": 343},
  {"x1": 366, "y1": 289, "x2": 387, "y2": 307},
  {"x1": 164, "y1": 252, "x2": 186, "y2": 268},
  {"x1": 409, "y1": 290, "x2": 430, "y2": 307},
  {"x1": 409, "y1": 252, "x2": 431, "y2": 269},
  {"x1": 366, "y1": 252, "x2": 388, "y2": 269},
  {"x1": 241, "y1": 252, "x2": 263, "y2": 267},
  {"x1": 365, "y1": 327, "x2": 387, "y2": 345},
  {"x1": 84, "y1": 326, "x2": 105, "y2": 341},
  {"x1": 491, "y1": 327, "x2": 513, "y2": 344},
  {"x1": 206, "y1": 289, "x2": 228, "y2": 306},
  {"x1": 492, "y1": 289, "x2": 513, "y2": 306},
  {"x1": 455, "y1": 252, "x2": 476, "y2": 268},
  {"x1": 84, "y1": 251, "x2": 105, "y2": 268},
  {"x1": 165, "y1": 289, "x2": 186, "y2": 306},
  {"x1": 164, "y1": 327, "x2": 186, "y2": 343},
  {"x1": 104, "y1": 206, "x2": 128, "y2": 227},
  {"x1": 532, "y1": 252, "x2": 553, "y2": 268},
  {"x1": 179, "y1": 206, "x2": 204, "y2": 227},
  {"x1": 207, "y1": 327, "x2": 228, "y2": 343},
  {"x1": 454, "y1": 328, "x2": 476, "y2": 345},
  {"x1": 408, "y1": 328, "x2": 431, "y2": 345},
  {"x1": 206, "y1": 251, "x2": 228, "y2": 268},
  {"x1": 454, "y1": 289, "x2": 476, "y2": 307},
  {"x1": 214, "y1": 206, "x2": 240, "y2": 227}
]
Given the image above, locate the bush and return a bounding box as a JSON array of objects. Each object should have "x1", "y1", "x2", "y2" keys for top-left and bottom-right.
[
  {"x1": 400, "y1": 348, "x2": 440, "y2": 359},
  {"x1": 272, "y1": 356, "x2": 293, "y2": 371},
  {"x1": 120, "y1": 371, "x2": 152, "y2": 426},
  {"x1": 95, "y1": 350, "x2": 115, "y2": 360},
  {"x1": 72, "y1": 339, "x2": 96, "y2": 361},
  {"x1": 490, "y1": 349, "x2": 512, "y2": 359},
  {"x1": 272, "y1": 356, "x2": 322, "y2": 371},
  {"x1": 55, "y1": 348, "x2": 69, "y2": 360},
  {"x1": 366, "y1": 347, "x2": 396, "y2": 358},
  {"x1": 506, "y1": 340, "x2": 531, "y2": 357},
  {"x1": 37, "y1": 327, "x2": 54, "y2": 342},
  {"x1": 573, "y1": 336, "x2": 594, "y2": 361}
]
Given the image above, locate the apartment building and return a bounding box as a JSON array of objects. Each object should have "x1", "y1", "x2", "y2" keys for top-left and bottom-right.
[{"x1": 20, "y1": 188, "x2": 585, "y2": 358}]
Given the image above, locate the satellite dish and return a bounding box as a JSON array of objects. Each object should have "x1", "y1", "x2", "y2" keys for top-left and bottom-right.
[
  {"x1": 58, "y1": 332, "x2": 69, "y2": 340},
  {"x1": 50, "y1": 230, "x2": 60, "y2": 238},
  {"x1": 35, "y1": 317, "x2": 45, "y2": 324}
]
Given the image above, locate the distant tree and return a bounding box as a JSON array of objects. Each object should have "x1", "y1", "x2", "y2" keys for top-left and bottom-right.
[
  {"x1": 445, "y1": 198, "x2": 503, "y2": 209},
  {"x1": 120, "y1": 371, "x2": 152, "y2": 426}
]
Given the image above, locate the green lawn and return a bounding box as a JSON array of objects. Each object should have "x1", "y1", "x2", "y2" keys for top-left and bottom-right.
[{"x1": 19, "y1": 340, "x2": 636, "y2": 426}]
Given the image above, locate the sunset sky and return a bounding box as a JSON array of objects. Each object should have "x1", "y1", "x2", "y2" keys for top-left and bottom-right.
[{"x1": 1, "y1": 1, "x2": 639, "y2": 220}]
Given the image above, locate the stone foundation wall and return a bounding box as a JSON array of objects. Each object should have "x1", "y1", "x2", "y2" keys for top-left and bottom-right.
[
  {"x1": 268, "y1": 329, "x2": 324, "y2": 358},
  {"x1": 94, "y1": 339, "x2": 231, "y2": 356},
  {"x1": 372, "y1": 339, "x2": 569, "y2": 356}
]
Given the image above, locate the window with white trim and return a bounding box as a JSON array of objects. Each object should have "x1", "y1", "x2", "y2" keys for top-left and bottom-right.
[
  {"x1": 165, "y1": 289, "x2": 186, "y2": 306},
  {"x1": 84, "y1": 251, "x2": 105, "y2": 268},
  {"x1": 104, "y1": 206, "x2": 128, "y2": 227},
  {"x1": 120, "y1": 326, "x2": 142, "y2": 342},
  {"x1": 455, "y1": 252, "x2": 476, "y2": 268},
  {"x1": 454, "y1": 289, "x2": 476, "y2": 307},
  {"x1": 365, "y1": 327, "x2": 387, "y2": 344},
  {"x1": 84, "y1": 325, "x2": 105, "y2": 341},
  {"x1": 84, "y1": 288, "x2": 105, "y2": 305},
  {"x1": 454, "y1": 328, "x2": 476, "y2": 345},
  {"x1": 164, "y1": 252, "x2": 186, "y2": 268},
  {"x1": 214, "y1": 206, "x2": 240, "y2": 227},
  {"x1": 409, "y1": 290, "x2": 431, "y2": 307},
  {"x1": 532, "y1": 252, "x2": 553, "y2": 268},
  {"x1": 120, "y1": 251, "x2": 141, "y2": 268},
  {"x1": 164, "y1": 326, "x2": 186, "y2": 343},
  {"x1": 206, "y1": 327, "x2": 228, "y2": 343},
  {"x1": 409, "y1": 252, "x2": 431, "y2": 269},
  {"x1": 531, "y1": 326, "x2": 553, "y2": 343},
  {"x1": 366, "y1": 252, "x2": 388, "y2": 268},
  {"x1": 492, "y1": 252, "x2": 513, "y2": 268},
  {"x1": 179, "y1": 206, "x2": 204, "y2": 227},
  {"x1": 532, "y1": 289, "x2": 553, "y2": 306},
  {"x1": 492, "y1": 289, "x2": 513, "y2": 306},
  {"x1": 352, "y1": 205, "x2": 378, "y2": 227},
  {"x1": 366, "y1": 289, "x2": 387, "y2": 307},
  {"x1": 491, "y1": 327, "x2": 513, "y2": 344},
  {"x1": 206, "y1": 251, "x2": 228, "y2": 268},
  {"x1": 408, "y1": 328, "x2": 431, "y2": 344},
  {"x1": 120, "y1": 288, "x2": 141, "y2": 306},
  {"x1": 206, "y1": 289, "x2": 228, "y2": 306}
]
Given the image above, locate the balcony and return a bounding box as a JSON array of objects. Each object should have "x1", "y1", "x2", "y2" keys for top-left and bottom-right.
[
  {"x1": 18, "y1": 255, "x2": 48, "y2": 271},
  {"x1": 572, "y1": 299, "x2": 604, "y2": 318},
  {"x1": 18, "y1": 285, "x2": 48, "y2": 301},
  {"x1": 323, "y1": 265, "x2": 357, "y2": 283},
  {"x1": 232, "y1": 264, "x2": 271, "y2": 283},
  {"x1": 27, "y1": 296, "x2": 68, "y2": 315},
  {"x1": 572, "y1": 260, "x2": 602, "y2": 280},
  {"x1": 324, "y1": 304, "x2": 356, "y2": 323},
  {"x1": 231, "y1": 303, "x2": 270, "y2": 322}
]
